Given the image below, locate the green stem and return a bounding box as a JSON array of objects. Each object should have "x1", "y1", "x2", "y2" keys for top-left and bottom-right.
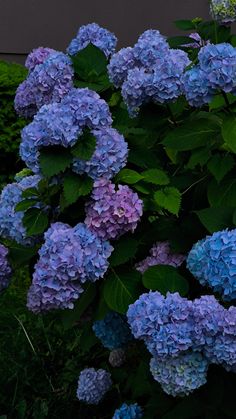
[{"x1": 167, "y1": 104, "x2": 178, "y2": 127}]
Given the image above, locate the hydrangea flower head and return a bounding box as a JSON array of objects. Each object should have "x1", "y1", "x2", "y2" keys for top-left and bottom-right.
[
  {"x1": 182, "y1": 66, "x2": 214, "y2": 107},
  {"x1": 93, "y1": 311, "x2": 133, "y2": 350},
  {"x1": 210, "y1": 0, "x2": 236, "y2": 24},
  {"x1": 77, "y1": 367, "x2": 112, "y2": 404},
  {"x1": 187, "y1": 228, "x2": 236, "y2": 300},
  {"x1": 109, "y1": 348, "x2": 126, "y2": 367},
  {"x1": 85, "y1": 178, "x2": 143, "y2": 240},
  {"x1": 133, "y1": 29, "x2": 169, "y2": 67},
  {"x1": 121, "y1": 68, "x2": 152, "y2": 117},
  {"x1": 136, "y1": 241, "x2": 185, "y2": 274},
  {"x1": 67, "y1": 23, "x2": 117, "y2": 57},
  {"x1": 113, "y1": 403, "x2": 143, "y2": 419},
  {"x1": 108, "y1": 47, "x2": 137, "y2": 88},
  {"x1": 150, "y1": 352, "x2": 209, "y2": 397},
  {"x1": 0, "y1": 175, "x2": 41, "y2": 246},
  {"x1": 25, "y1": 47, "x2": 56, "y2": 71},
  {"x1": 0, "y1": 244, "x2": 12, "y2": 292}
]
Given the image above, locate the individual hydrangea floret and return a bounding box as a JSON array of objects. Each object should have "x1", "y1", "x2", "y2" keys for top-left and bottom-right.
[
  {"x1": 108, "y1": 47, "x2": 137, "y2": 88},
  {"x1": 113, "y1": 403, "x2": 143, "y2": 419},
  {"x1": 25, "y1": 47, "x2": 56, "y2": 71},
  {"x1": 210, "y1": 0, "x2": 236, "y2": 24},
  {"x1": 0, "y1": 175, "x2": 41, "y2": 246},
  {"x1": 73, "y1": 127, "x2": 128, "y2": 180},
  {"x1": 132, "y1": 29, "x2": 169, "y2": 67},
  {"x1": 27, "y1": 222, "x2": 113, "y2": 313},
  {"x1": 67, "y1": 23, "x2": 117, "y2": 57},
  {"x1": 150, "y1": 352, "x2": 209, "y2": 397},
  {"x1": 136, "y1": 241, "x2": 185, "y2": 274},
  {"x1": 0, "y1": 244, "x2": 12, "y2": 292},
  {"x1": 109, "y1": 348, "x2": 126, "y2": 367},
  {"x1": 181, "y1": 66, "x2": 214, "y2": 107},
  {"x1": 187, "y1": 228, "x2": 236, "y2": 300},
  {"x1": 85, "y1": 179, "x2": 143, "y2": 240},
  {"x1": 76, "y1": 367, "x2": 112, "y2": 404},
  {"x1": 93, "y1": 311, "x2": 133, "y2": 350}
]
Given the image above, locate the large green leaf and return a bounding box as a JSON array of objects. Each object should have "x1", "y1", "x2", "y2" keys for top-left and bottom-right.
[
  {"x1": 71, "y1": 130, "x2": 96, "y2": 160},
  {"x1": 23, "y1": 208, "x2": 49, "y2": 236},
  {"x1": 222, "y1": 116, "x2": 236, "y2": 153},
  {"x1": 40, "y1": 147, "x2": 72, "y2": 177},
  {"x1": 154, "y1": 187, "x2": 181, "y2": 215},
  {"x1": 116, "y1": 169, "x2": 143, "y2": 184},
  {"x1": 143, "y1": 265, "x2": 189, "y2": 296},
  {"x1": 207, "y1": 178, "x2": 236, "y2": 207},
  {"x1": 167, "y1": 36, "x2": 193, "y2": 48},
  {"x1": 109, "y1": 237, "x2": 138, "y2": 267},
  {"x1": 71, "y1": 43, "x2": 107, "y2": 81},
  {"x1": 142, "y1": 169, "x2": 170, "y2": 185},
  {"x1": 63, "y1": 173, "x2": 93, "y2": 207},
  {"x1": 196, "y1": 206, "x2": 234, "y2": 233},
  {"x1": 15, "y1": 198, "x2": 39, "y2": 212},
  {"x1": 174, "y1": 20, "x2": 196, "y2": 30},
  {"x1": 207, "y1": 154, "x2": 234, "y2": 183}
]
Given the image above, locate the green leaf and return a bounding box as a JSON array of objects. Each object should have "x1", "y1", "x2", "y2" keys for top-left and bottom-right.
[
  {"x1": 71, "y1": 43, "x2": 107, "y2": 81},
  {"x1": 167, "y1": 36, "x2": 193, "y2": 48},
  {"x1": 63, "y1": 173, "x2": 93, "y2": 207},
  {"x1": 196, "y1": 207, "x2": 234, "y2": 233},
  {"x1": 103, "y1": 270, "x2": 141, "y2": 314},
  {"x1": 208, "y1": 178, "x2": 236, "y2": 207},
  {"x1": 15, "y1": 198, "x2": 39, "y2": 212},
  {"x1": 23, "y1": 208, "x2": 49, "y2": 236},
  {"x1": 174, "y1": 20, "x2": 196, "y2": 30},
  {"x1": 61, "y1": 283, "x2": 96, "y2": 329},
  {"x1": 116, "y1": 169, "x2": 143, "y2": 184},
  {"x1": 162, "y1": 396, "x2": 204, "y2": 419},
  {"x1": 154, "y1": 187, "x2": 181, "y2": 215},
  {"x1": 128, "y1": 148, "x2": 160, "y2": 169},
  {"x1": 186, "y1": 148, "x2": 211, "y2": 169},
  {"x1": 21, "y1": 187, "x2": 39, "y2": 199},
  {"x1": 222, "y1": 116, "x2": 236, "y2": 153},
  {"x1": 143, "y1": 265, "x2": 189, "y2": 296},
  {"x1": 207, "y1": 154, "x2": 234, "y2": 183},
  {"x1": 8, "y1": 243, "x2": 38, "y2": 267},
  {"x1": 142, "y1": 169, "x2": 170, "y2": 185},
  {"x1": 162, "y1": 119, "x2": 220, "y2": 151},
  {"x1": 209, "y1": 93, "x2": 236, "y2": 110},
  {"x1": 109, "y1": 237, "x2": 138, "y2": 266},
  {"x1": 71, "y1": 130, "x2": 96, "y2": 160},
  {"x1": 40, "y1": 147, "x2": 72, "y2": 177}
]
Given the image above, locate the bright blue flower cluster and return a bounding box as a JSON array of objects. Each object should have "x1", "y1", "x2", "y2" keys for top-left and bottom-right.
[
  {"x1": 27, "y1": 222, "x2": 113, "y2": 313},
  {"x1": 15, "y1": 52, "x2": 74, "y2": 118},
  {"x1": 108, "y1": 29, "x2": 190, "y2": 116},
  {"x1": 113, "y1": 403, "x2": 143, "y2": 419},
  {"x1": 76, "y1": 367, "x2": 112, "y2": 404},
  {"x1": 150, "y1": 352, "x2": 209, "y2": 397},
  {"x1": 0, "y1": 175, "x2": 41, "y2": 246},
  {"x1": 0, "y1": 244, "x2": 12, "y2": 292},
  {"x1": 67, "y1": 22, "x2": 117, "y2": 57},
  {"x1": 187, "y1": 228, "x2": 236, "y2": 300},
  {"x1": 92, "y1": 311, "x2": 133, "y2": 350},
  {"x1": 181, "y1": 66, "x2": 214, "y2": 107}
]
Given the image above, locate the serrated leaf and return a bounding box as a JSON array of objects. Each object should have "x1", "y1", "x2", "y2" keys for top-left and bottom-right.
[
  {"x1": 196, "y1": 207, "x2": 234, "y2": 233},
  {"x1": 63, "y1": 173, "x2": 93, "y2": 207},
  {"x1": 154, "y1": 187, "x2": 181, "y2": 215},
  {"x1": 71, "y1": 131, "x2": 96, "y2": 160},
  {"x1": 109, "y1": 237, "x2": 138, "y2": 266},
  {"x1": 117, "y1": 169, "x2": 143, "y2": 184},
  {"x1": 15, "y1": 198, "x2": 39, "y2": 212},
  {"x1": 143, "y1": 265, "x2": 189, "y2": 296},
  {"x1": 61, "y1": 283, "x2": 96, "y2": 329},
  {"x1": 207, "y1": 154, "x2": 234, "y2": 183},
  {"x1": 40, "y1": 147, "x2": 72, "y2": 177},
  {"x1": 71, "y1": 43, "x2": 108, "y2": 81},
  {"x1": 103, "y1": 270, "x2": 141, "y2": 314},
  {"x1": 142, "y1": 169, "x2": 170, "y2": 185},
  {"x1": 23, "y1": 208, "x2": 49, "y2": 236},
  {"x1": 222, "y1": 116, "x2": 236, "y2": 154}
]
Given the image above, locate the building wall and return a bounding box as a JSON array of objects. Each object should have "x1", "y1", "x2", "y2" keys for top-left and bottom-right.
[{"x1": 0, "y1": 0, "x2": 211, "y2": 63}]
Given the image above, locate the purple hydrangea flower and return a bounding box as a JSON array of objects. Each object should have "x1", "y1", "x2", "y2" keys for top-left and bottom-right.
[
  {"x1": 67, "y1": 23, "x2": 117, "y2": 57},
  {"x1": 182, "y1": 66, "x2": 214, "y2": 107},
  {"x1": 121, "y1": 68, "x2": 152, "y2": 117},
  {"x1": 27, "y1": 222, "x2": 113, "y2": 313},
  {"x1": 0, "y1": 244, "x2": 12, "y2": 291},
  {"x1": 181, "y1": 33, "x2": 209, "y2": 49},
  {"x1": 109, "y1": 348, "x2": 126, "y2": 367},
  {"x1": 76, "y1": 367, "x2": 112, "y2": 404},
  {"x1": 73, "y1": 127, "x2": 128, "y2": 180},
  {"x1": 93, "y1": 311, "x2": 132, "y2": 350},
  {"x1": 136, "y1": 241, "x2": 185, "y2": 274},
  {"x1": 108, "y1": 47, "x2": 137, "y2": 88},
  {"x1": 25, "y1": 47, "x2": 56, "y2": 71},
  {"x1": 85, "y1": 178, "x2": 143, "y2": 240},
  {"x1": 0, "y1": 175, "x2": 41, "y2": 246},
  {"x1": 132, "y1": 29, "x2": 169, "y2": 67},
  {"x1": 187, "y1": 228, "x2": 236, "y2": 300},
  {"x1": 210, "y1": 0, "x2": 236, "y2": 24},
  {"x1": 15, "y1": 52, "x2": 74, "y2": 118},
  {"x1": 150, "y1": 352, "x2": 209, "y2": 397},
  {"x1": 113, "y1": 403, "x2": 143, "y2": 419}
]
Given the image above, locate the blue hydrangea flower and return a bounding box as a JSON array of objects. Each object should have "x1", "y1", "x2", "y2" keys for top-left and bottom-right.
[
  {"x1": 77, "y1": 368, "x2": 112, "y2": 404},
  {"x1": 25, "y1": 47, "x2": 56, "y2": 71},
  {"x1": 0, "y1": 175, "x2": 41, "y2": 246},
  {"x1": 150, "y1": 352, "x2": 209, "y2": 397},
  {"x1": 187, "y1": 228, "x2": 236, "y2": 300},
  {"x1": 27, "y1": 222, "x2": 113, "y2": 313},
  {"x1": 73, "y1": 127, "x2": 128, "y2": 180},
  {"x1": 182, "y1": 66, "x2": 214, "y2": 107},
  {"x1": 210, "y1": 0, "x2": 236, "y2": 24},
  {"x1": 92, "y1": 311, "x2": 133, "y2": 350},
  {"x1": 0, "y1": 244, "x2": 12, "y2": 292},
  {"x1": 108, "y1": 47, "x2": 137, "y2": 88},
  {"x1": 121, "y1": 68, "x2": 152, "y2": 117},
  {"x1": 198, "y1": 43, "x2": 236, "y2": 93},
  {"x1": 113, "y1": 403, "x2": 143, "y2": 419},
  {"x1": 132, "y1": 29, "x2": 169, "y2": 67},
  {"x1": 67, "y1": 23, "x2": 117, "y2": 57}
]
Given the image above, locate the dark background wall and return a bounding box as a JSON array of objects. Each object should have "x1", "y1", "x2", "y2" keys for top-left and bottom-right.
[{"x1": 0, "y1": 0, "x2": 211, "y2": 63}]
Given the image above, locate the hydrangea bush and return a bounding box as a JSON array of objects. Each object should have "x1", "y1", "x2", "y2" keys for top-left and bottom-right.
[{"x1": 2, "y1": 8, "x2": 236, "y2": 418}]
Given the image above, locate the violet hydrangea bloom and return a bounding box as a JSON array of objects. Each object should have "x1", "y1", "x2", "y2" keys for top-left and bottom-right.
[
  {"x1": 25, "y1": 47, "x2": 56, "y2": 71},
  {"x1": 181, "y1": 66, "x2": 214, "y2": 107},
  {"x1": 113, "y1": 403, "x2": 143, "y2": 419},
  {"x1": 0, "y1": 244, "x2": 12, "y2": 292},
  {"x1": 187, "y1": 228, "x2": 236, "y2": 300},
  {"x1": 108, "y1": 47, "x2": 137, "y2": 88},
  {"x1": 67, "y1": 23, "x2": 117, "y2": 57},
  {"x1": 0, "y1": 175, "x2": 41, "y2": 246},
  {"x1": 85, "y1": 178, "x2": 143, "y2": 240},
  {"x1": 93, "y1": 311, "x2": 133, "y2": 350},
  {"x1": 136, "y1": 241, "x2": 185, "y2": 274},
  {"x1": 76, "y1": 368, "x2": 112, "y2": 404},
  {"x1": 132, "y1": 29, "x2": 169, "y2": 67},
  {"x1": 210, "y1": 0, "x2": 236, "y2": 24},
  {"x1": 150, "y1": 352, "x2": 209, "y2": 397},
  {"x1": 121, "y1": 68, "x2": 152, "y2": 117}
]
